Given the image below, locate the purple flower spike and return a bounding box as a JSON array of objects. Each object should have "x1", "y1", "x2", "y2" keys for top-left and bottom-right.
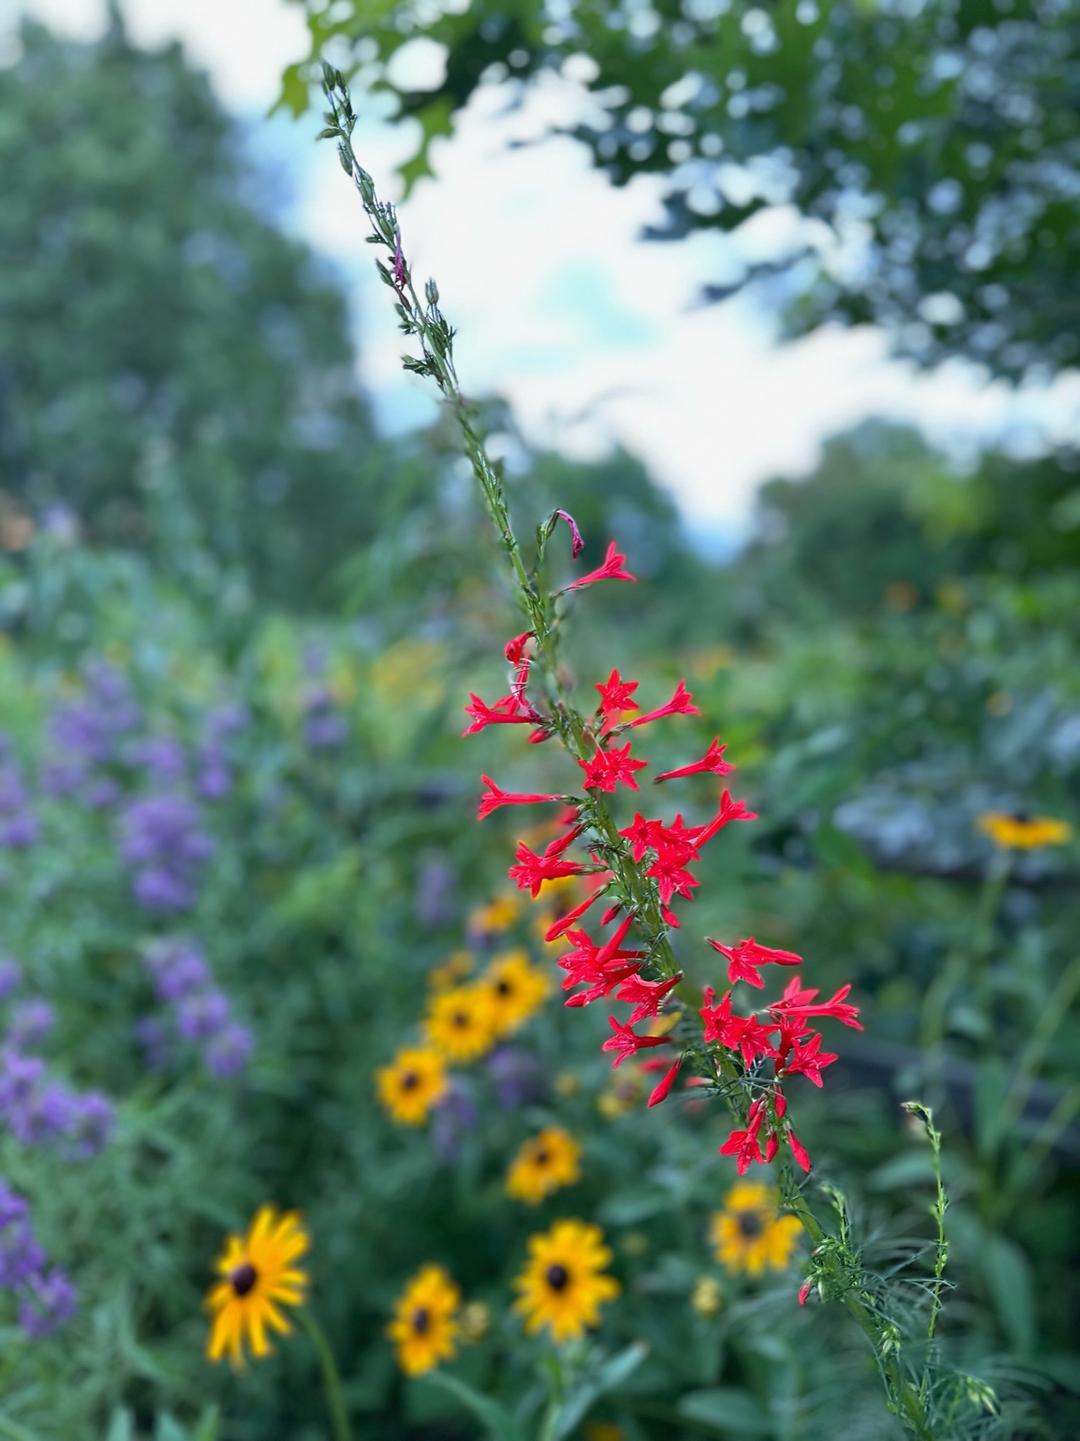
[
  {"x1": 176, "y1": 990, "x2": 231, "y2": 1042},
  {"x1": 18, "y1": 1266, "x2": 77, "y2": 1339},
  {"x1": 204, "y1": 1023, "x2": 254, "y2": 1078}
]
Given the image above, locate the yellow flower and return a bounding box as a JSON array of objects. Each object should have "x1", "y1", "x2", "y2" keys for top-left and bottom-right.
[
  {"x1": 710, "y1": 1183, "x2": 802, "y2": 1277},
  {"x1": 205, "y1": 1206, "x2": 308, "y2": 1368},
  {"x1": 513, "y1": 1219, "x2": 619, "y2": 1342},
  {"x1": 424, "y1": 985, "x2": 497, "y2": 1063},
  {"x1": 585, "y1": 1425, "x2": 624, "y2": 1441},
  {"x1": 468, "y1": 893, "x2": 520, "y2": 936},
  {"x1": 597, "y1": 1067, "x2": 645, "y2": 1119},
  {"x1": 376, "y1": 1046, "x2": 448, "y2": 1125},
  {"x1": 691, "y1": 1274, "x2": 723, "y2": 1316},
  {"x1": 506, "y1": 1128, "x2": 582, "y2": 1204},
  {"x1": 430, "y1": 949, "x2": 474, "y2": 992},
  {"x1": 483, "y1": 949, "x2": 551, "y2": 1037},
  {"x1": 387, "y1": 1264, "x2": 460, "y2": 1375},
  {"x1": 554, "y1": 1070, "x2": 580, "y2": 1099},
  {"x1": 978, "y1": 811, "x2": 1073, "y2": 851},
  {"x1": 459, "y1": 1300, "x2": 490, "y2": 1342}
]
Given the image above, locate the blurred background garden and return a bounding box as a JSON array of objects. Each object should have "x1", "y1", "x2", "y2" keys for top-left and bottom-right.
[{"x1": 0, "y1": 0, "x2": 1078, "y2": 1436}]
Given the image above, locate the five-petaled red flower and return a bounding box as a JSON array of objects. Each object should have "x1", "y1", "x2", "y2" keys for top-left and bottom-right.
[{"x1": 580, "y1": 742, "x2": 648, "y2": 793}]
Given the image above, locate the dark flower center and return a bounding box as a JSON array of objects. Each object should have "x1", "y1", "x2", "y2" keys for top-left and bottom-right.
[
  {"x1": 495, "y1": 979, "x2": 513, "y2": 996},
  {"x1": 230, "y1": 1262, "x2": 258, "y2": 1297},
  {"x1": 451, "y1": 1011, "x2": 469, "y2": 1028},
  {"x1": 533, "y1": 1149, "x2": 551, "y2": 1167},
  {"x1": 411, "y1": 1306, "x2": 431, "y2": 1335},
  {"x1": 1011, "y1": 809, "x2": 1032, "y2": 824},
  {"x1": 400, "y1": 1070, "x2": 420, "y2": 1091},
  {"x1": 737, "y1": 1210, "x2": 764, "y2": 1239},
  {"x1": 546, "y1": 1263, "x2": 570, "y2": 1292}
]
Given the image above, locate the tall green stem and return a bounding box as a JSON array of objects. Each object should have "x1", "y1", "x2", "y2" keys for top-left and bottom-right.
[{"x1": 298, "y1": 1309, "x2": 353, "y2": 1441}]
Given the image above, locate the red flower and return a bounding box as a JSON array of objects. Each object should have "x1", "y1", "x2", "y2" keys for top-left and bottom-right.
[
  {"x1": 507, "y1": 841, "x2": 587, "y2": 897},
  {"x1": 553, "y1": 509, "x2": 584, "y2": 558},
  {"x1": 706, "y1": 936, "x2": 803, "y2": 989},
  {"x1": 768, "y1": 978, "x2": 862, "y2": 1031},
  {"x1": 601, "y1": 1015, "x2": 672, "y2": 1068},
  {"x1": 699, "y1": 988, "x2": 778, "y2": 1065},
  {"x1": 595, "y1": 669, "x2": 640, "y2": 729},
  {"x1": 579, "y1": 741, "x2": 648, "y2": 793},
  {"x1": 646, "y1": 1056, "x2": 682, "y2": 1108},
  {"x1": 654, "y1": 737, "x2": 735, "y2": 783},
  {"x1": 778, "y1": 1028, "x2": 838, "y2": 1087},
  {"x1": 504, "y1": 631, "x2": 533, "y2": 663},
  {"x1": 476, "y1": 775, "x2": 567, "y2": 820},
  {"x1": 624, "y1": 679, "x2": 700, "y2": 729},
  {"x1": 564, "y1": 540, "x2": 637, "y2": 592},
  {"x1": 692, "y1": 790, "x2": 758, "y2": 847},
  {"x1": 645, "y1": 855, "x2": 700, "y2": 906},
  {"x1": 544, "y1": 888, "x2": 606, "y2": 941},
  {"x1": 614, "y1": 972, "x2": 682, "y2": 1024},
  {"x1": 462, "y1": 693, "x2": 536, "y2": 736},
  {"x1": 719, "y1": 1098, "x2": 767, "y2": 1175},
  {"x1": 787, "y1": 1126, "x2": 812, "y2": 1173},
  {"x1": 797, "y1": 1279, "x2": 812, "y2": 1306}
]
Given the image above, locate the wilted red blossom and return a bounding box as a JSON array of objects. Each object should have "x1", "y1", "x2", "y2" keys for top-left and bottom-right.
[
  {"x1": 463, "y1": 524, "x2": 857, "y2": 1182},
  {"x1": 553, "y1": 509, "x2": 585, "y2": 558}
]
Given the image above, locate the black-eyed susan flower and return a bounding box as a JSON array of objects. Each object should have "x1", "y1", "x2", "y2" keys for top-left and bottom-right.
[
  {"x1": 376, "y1": 1045, "x2": 448, "y2": 1125},
  {"x1": 978, "y1": 811, "x2": 1072, "y2": 851},
  {"x1": 429, "y1": 949, "x2": 474, "y2": 992},
  {"x1": 483, "y1": 948, "x2": 551, "y2": 1037},
  {"x1": 505, "y1": 1127, "x2": 582, "y2": 1204},
  {"x1": 468, "y1": 893, "x2": 519, "y2": 939},
  {"x1": 424, "y1": 985, "x2": 496, "y2": 1063},
  {"x1": 513, "y1": 1219, "x2": 619, "y2": 1342},
  {"x1": 206, "y1": 1206, "x2": 308, "y2": 1368},
  {"x1": 710, "y1": 1182, "x2": 801, "y2": 1277},
  {"x1": 387, "y1": 1264, "x2": 460, "y2": 1375}
]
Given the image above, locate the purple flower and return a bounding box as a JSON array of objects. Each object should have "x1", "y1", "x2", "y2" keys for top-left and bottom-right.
[
  {"x1": 196, "y1": 742, "x2": 233, "y2": 799},
  {"x1": 49, "y1": 702, "x2": 112, "y2": 765},
  {"x1": 0, "y1": 1182, "x2": 44, "y2": 1287},
  {"x1": 40, "y1": 757, "x2": 90, "y2": 798},
  {"x1": 83, "y1": 776, "x2": 122, "y2": 810},
  {"x1": 204, "y1": 1022, "x2": 253, "y2": 1078},
  {"x1": 84, "y1": 661, "x2": 141, "y2": 733},
  {"x1": 205, "y1": 703, "x2": 248, "y2": 742},
  {"x1": 0, "y1": 957, "x2": 21, "y2": 1003},
  {"x1": 414, "y1": 855, "x2": 456, "y2": 927},
  {"x1": 431, "y1": 1081, "x2": 479, "y2": 1163},
  {"x1": 303, "y1": 686, "x2": 347, "y2": 750},
  {"x1": 486, "y1": 1047, "x2": 549, "y2": 1110},
  {"x1": 127, "y1": 736, "x2": 186, "y2": 784},
  {"x1": 63, "y1": 1092, "x2": 114, "y2": 1159},
  {"x1": 0, "y1": 812, "x2": 40, "y2": 849},
  {"x1": 176, "y1": 990, "x2": 230, "y2": 1041},
  {"x1": 144, "y1": 939, "x2": 209, "y2": 1003},
  {"x1": 0, "y1": 761, "x2": 37, "y2": 850},
  {"x1": 7, "y1": 999, "x2": 55, "y2": 1049},
  {"x1": 134, "y1": 1014, "x2": 172, "y2": 1071},
  {"x1": 120, "y1": 794, "x2": 213, "y2": 913},
  {"x1": 18, "y1": 1266, "x2": 77, "y2": 1339}
]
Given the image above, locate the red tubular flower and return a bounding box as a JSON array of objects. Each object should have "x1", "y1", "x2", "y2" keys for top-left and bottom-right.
[
  {"x1": 768, "y1": 978, "x2": 862, "y2": 1031},
  {"x1": 787, "y1": 1126, "x2": 812, "y2": 1173},
  {"x1": 797, "y1": 1279, "x2": 812, "y2": 1306},
  {"x1": 614, "y1": 972, "x2": 682, "y2": 1024},
  {"x1": 719, "y1": 1097, "x2": 767, "y2": 1175},
  {"x1": 462, "y1": 693, "x2": 536, "y2": 736},
  {"x1": 504, "y1": 631, "x2": 533, "y2": 663},
  {"x1": 707, "y1": 936, "x2": 804, "y2": 989},
  {"x1": 595, "y1": 669, "x2": 640, "y2": 729},
  {"x1": 507, "y1": 841, "x2": 587, "y2": 897},
  {"x1": 645, "y1": 855, "x2": 700, "y2": 906},
  {"x1": 624, "y1": 679, "x2": 700, "y2": 729},
  {"x1": 654, "y1": 737, "x2": 735, "y2": 783},
  {"x1": 646, "y1": 1056, "x2": 682, "y2": 1108},
  {"x1": 580, "y1": 742, "x2": 648, "y2": 793},
  {"x1": 692, "y1": 790, "x2": 758, "y2": 847},
  {"x1": 778, "y1": 1028, "x2": 838, "y2": 1087},
  {"x1": 544, "y1": 889, "x2": 606, "y2": 941},
  {"x1": 699, "y1": 988, "x2": 778, "y2": 1065},
  {"x1": 553, "y1": 509, "x2": 584, "y2": 558},
  {"x1": 564, "y1": 540, "x2": 637, "y2": 592},
  {"x1": 601, "y1": 1015, "x2": 672, "y2": 1068},
  {"x1": 476, "y1": 775, "x2": 567, "y2": 820}
]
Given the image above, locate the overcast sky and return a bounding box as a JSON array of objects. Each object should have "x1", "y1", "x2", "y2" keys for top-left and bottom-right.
[{"x1": 8, "y1": 0, "x2": 1080, "y2": 542}]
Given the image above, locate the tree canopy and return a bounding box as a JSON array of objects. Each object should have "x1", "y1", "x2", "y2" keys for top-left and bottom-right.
[{"x1": 283, "y1": 0, "x2": 1080, "y2": 381}]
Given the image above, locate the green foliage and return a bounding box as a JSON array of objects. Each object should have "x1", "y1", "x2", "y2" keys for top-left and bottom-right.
[{"x1": 284, "y1": 0, "x2": 1080, "y2": 378}]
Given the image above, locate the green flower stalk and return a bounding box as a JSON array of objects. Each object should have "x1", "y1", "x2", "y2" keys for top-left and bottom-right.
[{"x1": 316, "y1": 66, "x2": 984, "y2": 1439}]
